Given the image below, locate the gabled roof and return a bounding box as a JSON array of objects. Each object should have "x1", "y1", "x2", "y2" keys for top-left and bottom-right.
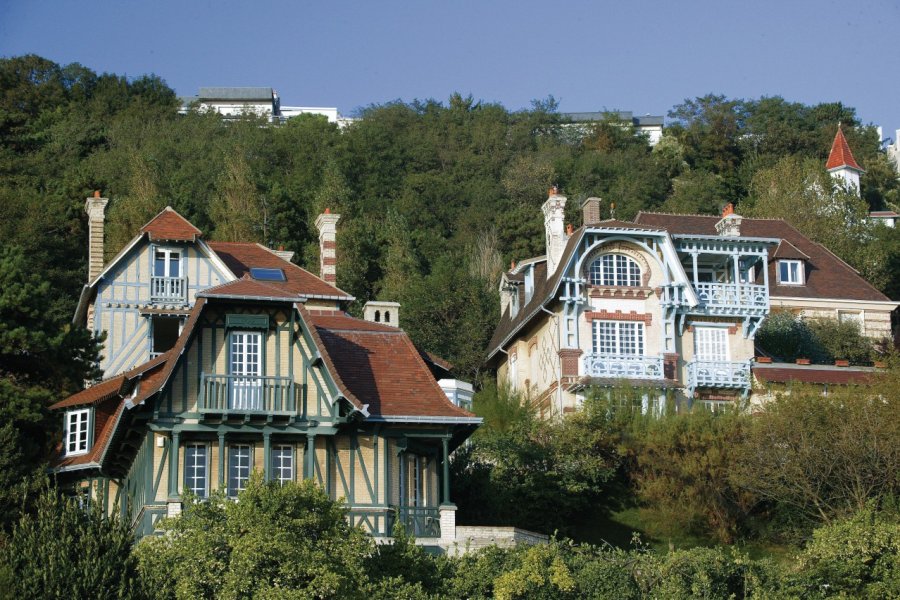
[
  {"x1": 209, "y1": 242, "x2": 353, "y2": 301},
  {"x1": 140, "y1": 207, "x2": 202, "y2": 242},
  {"x1": 487, "y1": 220, "x2": 691, "y2": 361},
  {"x1": 49, "y1": 351, "x2": 171, "y2": 410},
  {"x1": 825, "y1": 125, "x2": 863, "y2": 172},
  {"x1": 297, "y1": 306, "x2": 476, "y2": 420},
  {"x1": 771, "y1": 239, "x2": 810, "y2": 261},
  {"x1": 634, "y1": 212, "x2": 891, "y2": 302}
]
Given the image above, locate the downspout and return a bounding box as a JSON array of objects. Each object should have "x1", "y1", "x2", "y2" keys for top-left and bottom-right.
[{"x1": 540, "y1": 305, "x2": 564, "y2": 418}]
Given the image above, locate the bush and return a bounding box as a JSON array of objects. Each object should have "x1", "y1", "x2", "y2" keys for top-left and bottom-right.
[
  {"x1": 0, "y1": 488, "x2": 140, "y2": 600},
  {"x1": 807, "y1": 317, "x2": 874, "y2": 363},
  {"x1": 786, "y1": 506, "x2": 900, "y2": 598},
  {"x1": 731, "y1": 374, "x2": 900, "y2": 530},
  {"x1": 136, "y1": 475, "x2": 376, "y2": 600},
  {"x1": 626, "y1": 407, "x2": 758, "y2": 544},
  {"x1": 756, "y1": 311, "x2": 828, "y2": 362}
]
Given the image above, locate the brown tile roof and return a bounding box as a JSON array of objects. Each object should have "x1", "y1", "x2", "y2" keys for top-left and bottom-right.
[
  {"x1": 51, "y1": 398, "x2": 124, "y2": 469},
  {"x1": 771, "y1": 239, "x2": 810, "y2": 261},
  {"x1": 49, "y1": 352, "x2": 171, "y2": 410},
  {"x1": 140, "y1": 207, "x2": 202, "y2": 242},
  {"x1": 633, "y1": 212, "x2": 891, "y2": 302},
  {"x1": 298, "y1": 306, "x2": 474, "y2": 419},
  {"x1": 200, "y1": 275, "x2": 303, "y2": 300},
  {"x1": 488, "y1": 227, "x2": 596, "y2": 360},
  {"x1": 209, "y1": 242, "x2": 352, "y2": 300},
  {"x1": 825, "y1": 126, "x2": 863, "y2": 171},
  {"x1": 754, "y1": 364, "x2": 877, "y2": 385}
]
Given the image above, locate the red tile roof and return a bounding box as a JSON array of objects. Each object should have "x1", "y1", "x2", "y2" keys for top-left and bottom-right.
[
  {"x1": 49, "y1": 351, "x2": 171, "y2": 410},
  {"x1": 754, "y1": 364, "x2": 877, "y2": 385},
  {"x1": 140, "y1": 207, "x2": 202, "y2": 242},
  {"x1": 825, "y1": 126, "x2": 863, "y2": 172},
  {"x1": 298, "y1": 306, "x2": 474, "y2": 419},
  {"x1": 771, "y1": 239, "x2": 810, "y2": 261},
  {"x1": 209, "y1": 242, "x2": 352, "y2": 300},
  {"x1": 633, "y1": 212, "x2": 891, "y2": 302}
]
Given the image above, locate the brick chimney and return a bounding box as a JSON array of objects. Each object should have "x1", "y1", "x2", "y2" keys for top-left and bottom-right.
[
  {"x1": 542, "y1": 186, "x2": 567, "y2": 278},
  {"x1": 581, "y1": 196, "x2": 602, "y2": 225},
  {"x1": 314, "y1": 208, "x2": 340, "y2": 284},
  {"x1": 84, "y1": 191, "x2": 109, "y2": 282}
]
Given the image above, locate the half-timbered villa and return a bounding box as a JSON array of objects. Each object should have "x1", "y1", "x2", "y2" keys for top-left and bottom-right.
[{"x1": 52, "y1": 198, "x2": 481, "y2": 546}]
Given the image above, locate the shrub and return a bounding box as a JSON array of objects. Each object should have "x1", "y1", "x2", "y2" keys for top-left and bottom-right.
[
  {"x1": 756, "y1": 311, "x2": 828, "y2": 362},
  {"x1": 807, "y1": 317, "x2": 874, "y2": 363}
]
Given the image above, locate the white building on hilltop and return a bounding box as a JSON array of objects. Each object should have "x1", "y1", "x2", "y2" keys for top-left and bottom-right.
[{"x1": 179, "y1": 87, "x2": 354, "y2": 127}]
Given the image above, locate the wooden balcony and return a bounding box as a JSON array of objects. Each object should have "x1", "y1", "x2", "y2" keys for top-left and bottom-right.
[
  {"x1": 687, "y1": 360, "x2": 752, "y2": 391},
  {"x1": 582, "y1": 353, "x2": 664, "y2": 380},
  {"x1": 198, "y1": 373, "x2": 297, "y2": 416},
  {"x1": 691, "y1": 282, "x2": 767, "y2": 316},
  {"x1": 150, "y1": 276, "x2": 188, "y2": 304}
]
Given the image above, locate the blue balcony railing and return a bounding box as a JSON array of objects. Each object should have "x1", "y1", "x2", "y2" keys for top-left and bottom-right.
[
  {"x1": 150, "y1": 276, "x2": 188, "y2": 304},
  {"x1": 582, "y1": 353, "x2": 664, "y2": 380},
  {"x1": 687, "y1": 360, "x2": 752, "y2": 391},
  {"x1": 692, "y1": 282, "x2": 767, "y2": 314},
  {"x1": 198, "y1": 373, "x2": 297, "y2": 415}
]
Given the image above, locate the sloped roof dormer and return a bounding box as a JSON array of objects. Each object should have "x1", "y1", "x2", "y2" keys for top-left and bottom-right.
[{"x1": 140, "y1": 206, "x2": 203, "y2": 242}]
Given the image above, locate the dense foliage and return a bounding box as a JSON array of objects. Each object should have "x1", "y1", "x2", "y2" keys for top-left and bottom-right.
[
  {"x1": 756, "y1": 311, "x2": 878, "y2": 364},
  {"x1": 0, "y1": 488, "x2": 141, "y2": 600}
]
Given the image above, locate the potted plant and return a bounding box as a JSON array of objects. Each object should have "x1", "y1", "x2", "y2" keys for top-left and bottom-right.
[
  {"x1": 834, "y1": 359, "x2": 850, "y2": 367},
  {"x1": 795, "y1": 357, "x2": 811, "y2": 365}
]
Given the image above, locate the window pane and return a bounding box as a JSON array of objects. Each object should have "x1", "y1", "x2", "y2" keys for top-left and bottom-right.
[
  {"x1": 185, "y1": 444, "x2": 207, "y2": 497},
  {"x1": 272, "y1": 445, "x2": 293, "y2": 484},
  {"x1": 229, "y1": 445, "x2": 252, "y2": 497},
  {"x1": 168, "y1": 252, "x2": 180, "y2": 277},
  {"x1": 154, "y1": 251, "x2": 166, "y2": 277}
]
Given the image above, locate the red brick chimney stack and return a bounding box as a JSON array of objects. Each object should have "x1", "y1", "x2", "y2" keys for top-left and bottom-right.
[{"x1": 314, "y1": 208, "x2": 341, "y2": 285}]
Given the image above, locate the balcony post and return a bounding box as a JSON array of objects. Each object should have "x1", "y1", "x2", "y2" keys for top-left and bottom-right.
[
  {"x1": 305, "y1": 434, "x2": 316, "y2": 480},
  {"x1": 732, "y1": 253, "x2": 741, "y2": 303},
  {"x1": 691, "y1": 251, "x2": 699, "y2": 286},
  {"x1": 168, "y1": 431, "x2": 180, "y2": 500},
  {"x1": 263, "y1": 431, "x2": 271, "y2": 482},
  {"x1": 441, "y1": 437, "x2": 451, "y2": 506},
  {"x1": 217, "y1": 431, "x2": 226, "y2": 490}
]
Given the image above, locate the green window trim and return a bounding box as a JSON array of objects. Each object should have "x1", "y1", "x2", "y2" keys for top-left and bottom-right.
[{"x1": 226, "y1": 314, "x2": 269, "y2": 330}]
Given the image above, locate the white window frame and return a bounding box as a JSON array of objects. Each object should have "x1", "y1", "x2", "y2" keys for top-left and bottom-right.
[
  {"x1": 153, "y1": 247, "x2": 182, "y2": 278},
  {"x1": 64, "y1": 408, "x2": 91, "y2": 456},
  {"x1": 694, "y1": 326, "x2": 730, "y2": 362},
  {"x1": 272, "y1": 445, "x2": 294, "y2": 484},
  {"x1": 184, "y1": 443, "x2": 209, "y2": 498},
  {"x1": 228, "y1": 444, "x2": 253, "y2": 497},
  {"x1": 588, "y1": 254, "x2": 641, "y2": 287},
  {"x1": 777, "y1": 259, "x2": 804, "y2": 285},
  {"x1": 591, "y1": 321, "x2": 645, "y2": 356},
  {"x1": 230, "y1": 331, "x2": 263, "y2": 410}
]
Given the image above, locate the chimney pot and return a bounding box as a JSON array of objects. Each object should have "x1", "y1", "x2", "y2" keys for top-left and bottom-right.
[
  {"x1": 324, "y1": 207, "x2": 331, "y2": 214},
  {"x1": 566, "y1": 223, "x2": 573, "y2": 235},
  {"x1": 548, "y1": 185, "x2": 559, "y2": 197},
  {"x1": 93, "y1": 190, "x2": 101, "y2": 198},
  {"x1": 722, "y1": 202, "x2": 735, "y2": 217}
]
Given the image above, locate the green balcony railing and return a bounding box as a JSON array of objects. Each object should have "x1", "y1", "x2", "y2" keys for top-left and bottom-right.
[
  {"x1": 387, "y1": 505, "x2": 441, "y2": 538},
  {"x1": 198, "y1": 373, "x2": 297, "y2": 415}
]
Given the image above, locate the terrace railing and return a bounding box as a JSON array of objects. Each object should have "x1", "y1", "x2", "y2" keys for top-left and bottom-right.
[
  {"x1": 150, "y1": 276, "x2": 188, "y2": 304},
  {"x1": 582, "y1": 353, "x2": 664, "y2": 380}
]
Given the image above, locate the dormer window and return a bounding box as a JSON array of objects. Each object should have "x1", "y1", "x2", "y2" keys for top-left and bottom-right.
[
  {"x1": 588, "y1": 254, "x2": 641, "y2": 287},
  {"x1": 64, "y1": 408, "x2": 91, "y2": 456},
  {"x1": 154, "y1": 249, "x2": 181, "y2": 278},
  {"x1": 778, "y1": 260, "x2": 804, "y2": 285}
]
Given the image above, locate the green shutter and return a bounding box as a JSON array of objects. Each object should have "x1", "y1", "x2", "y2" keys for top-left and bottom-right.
[{"x1": 226, "y1": 314, "x2": 269, "y2": 329}]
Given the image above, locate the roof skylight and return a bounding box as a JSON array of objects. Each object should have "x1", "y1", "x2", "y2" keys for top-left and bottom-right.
[{"x1": 249, "y1": 267, "x2": 286, "y2": 281}]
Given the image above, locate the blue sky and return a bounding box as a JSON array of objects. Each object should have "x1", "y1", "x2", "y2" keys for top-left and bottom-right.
[{"x1": 2, "y1": 0, "x2": 899, "y2": 139}]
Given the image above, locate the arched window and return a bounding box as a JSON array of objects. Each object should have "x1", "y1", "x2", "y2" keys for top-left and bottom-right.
[
  {"x1": 588, "y1": 254, "x2": 641, "y2": 286},
  {"x1": 374, "y1": 310, "x2": 381, "y2": 322},
  {"x1": 385, "y1": 311, "x2": 391, "y2": 323}
]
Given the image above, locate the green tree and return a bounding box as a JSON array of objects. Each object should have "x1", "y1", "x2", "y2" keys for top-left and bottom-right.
[{"x1": 0, "y1": 488, "x2": 141, "y2": 600}]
